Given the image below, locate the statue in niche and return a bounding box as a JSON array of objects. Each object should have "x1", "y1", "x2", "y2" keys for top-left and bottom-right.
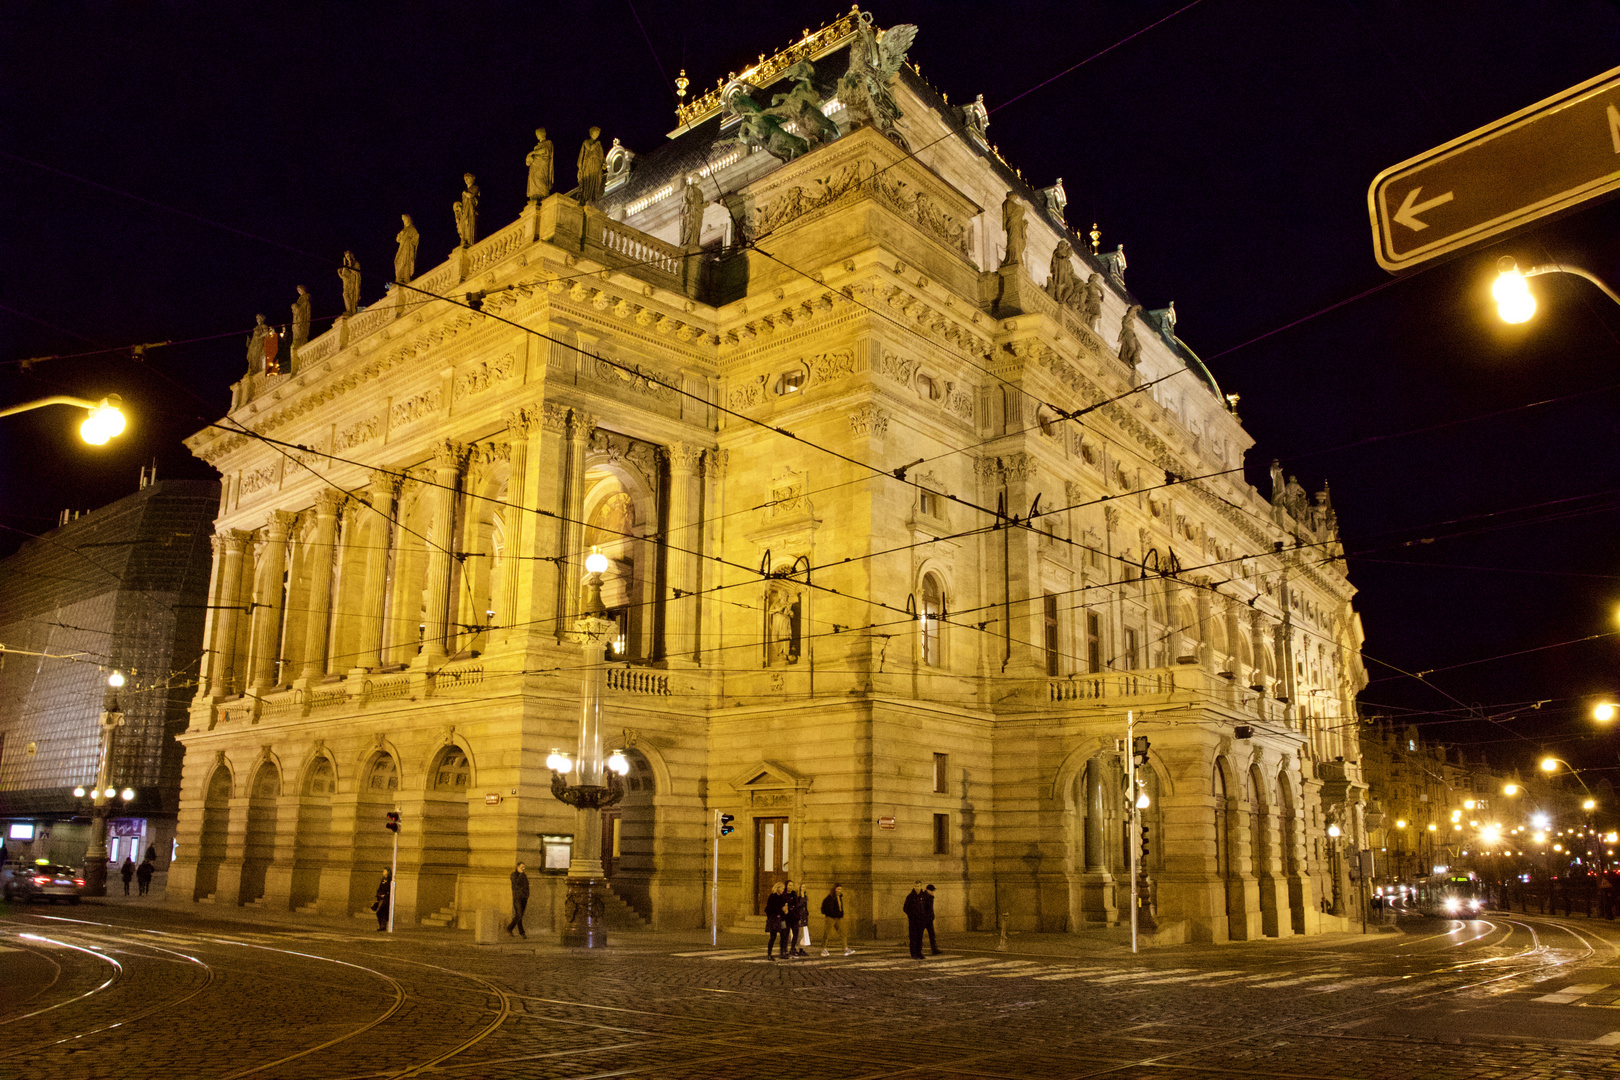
[
  {"x1": 1117, "y1": 304, "x2": 1143, "y2": 368},
  {"x1": 453, "y1": 173, "x2": 480, "y2": 247},
  {"x1": 1081, "y1": 273, "x2": 1105, "y2": 332},
  {"x1": 1046, "y1": 240, "x2": 1077, "y2": 305},
  {"x1": 246, "y1": 314, "x2": 278, "y2": 375},
  {"x1": 576, "y1": 127, "x2": 606, "y2": 205},
  {"x1": 525, "y1": 127, "x2": 554, "y2": 202},
  {"x1": 764, "y1": 586, "x2": 801, "y2": 666},
  {"x1": 338, "y1": 251, "x2": 361, "y2": 317},
  {"x1": 679, "y1": 176, "x2": 706, "y2": 250},
  {"x1": 1000, "y1": 192, "x2": 1026, "y2": 269},
  {"x1": 837, "y1": 15, "x2": 918, "y2": 132},
  {"x1": 393, "y1": 214, "x2": 419, "y2": 284},
  {"x1": 290, "y1": 285, "x2": 312, "y2": 352}
]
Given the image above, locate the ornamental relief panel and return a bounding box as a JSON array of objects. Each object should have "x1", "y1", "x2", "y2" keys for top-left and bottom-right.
[
  {"x1": 454, "y1": 353, "x2": 516, "y2": 402},
  {"x1": 807, "y1": 350, "x2": 855, "y2": 383},
  {"x1": 334, "y1": 415, "x2": 381, "y2": 451},
  {"x1": 240, "y1": 465, "x2": 277, "y2": 495},
  {"x1": 390, "y1": 388, "x2": 443, "y2": 429},
  {"x1": 589, "y1": 357, "x2": 678, "y2": 404}
]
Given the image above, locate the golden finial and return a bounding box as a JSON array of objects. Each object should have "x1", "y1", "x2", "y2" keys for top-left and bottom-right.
[
  {"x1": 1089, "y1": 222, "x2": 1101, "y2": 256},
  {"x1": 676, "y1": 69, "x2": 689, "y2": 100}
]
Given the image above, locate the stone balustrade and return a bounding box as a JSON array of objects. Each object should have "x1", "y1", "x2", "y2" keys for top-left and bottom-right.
[
  {"x1": 1048, "y1": 668, "x2": 1180, "y2": 703},
  {"x1": 607, "y1": 667, "x2": 672, "y2": 696}
]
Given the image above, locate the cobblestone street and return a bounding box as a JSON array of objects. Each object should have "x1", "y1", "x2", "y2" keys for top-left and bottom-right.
[{"x1": 4, "y1": 901, "x2": 1620, "y2": 1079}]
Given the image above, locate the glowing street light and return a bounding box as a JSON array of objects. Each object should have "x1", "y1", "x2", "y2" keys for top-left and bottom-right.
[
  {"x1": 1503, "y1": 783, "x2": 1519, "y2": 796},
  {"x1": 0, "y1": 393, "x2": 127, "y2": 444},
  {"x1": 1595, "y1": 702, "x2": 1617, "y2": 723},
  {"x1": 1540, "y1": 757, "x2": 1559, "y2": 773},
  {"x1": 1493, "y1": 256, "x2": 1620, "y2": 325}
]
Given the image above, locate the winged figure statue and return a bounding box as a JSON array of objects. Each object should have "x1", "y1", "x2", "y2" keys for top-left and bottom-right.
[{"x1": 837, "y1": 17, "x2": 919, "y2": 133}]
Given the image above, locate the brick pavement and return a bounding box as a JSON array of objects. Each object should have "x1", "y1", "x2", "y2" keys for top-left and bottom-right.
[{"x1": 3, "y1": 901, "x2": 1620, "y2": 1079}]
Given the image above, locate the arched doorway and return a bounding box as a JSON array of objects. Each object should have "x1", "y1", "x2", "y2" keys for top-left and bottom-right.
[
  {"x1": 421, "y1": 744, "x2": 471, "y2": 921},
  {"x1": 1250, "y1": 764, "x2": 1278, "y2": 936},
  {"x1": 292, "y1": 755, "x2": 335, "y2": 910},
  {"x1": 1214, "y1": 761, "x2": 1236, "y2": 933},
  {"x1": 240, "y1": 761, "x2": 280, "y2": 904},
  {"x1": 352, "y1": 751, "x2": 400, "y2": 912},
  {"x1": 194, "y1": 765, "x2": 233, "y2": 901},
  {"x1": 605, "y1": 749, "x2": 656, "y2": 920},
  {"x1": 1278, "y1": 769, "x2": 1306, "y2": 933},
  {"x1": 1067, "y1": 755, "x2": 1120, "y2": 927}
]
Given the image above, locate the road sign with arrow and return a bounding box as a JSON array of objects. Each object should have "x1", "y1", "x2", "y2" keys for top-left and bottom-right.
[{"x1": 1369, "y1": 65, "x2": 1620, "y2": 273}]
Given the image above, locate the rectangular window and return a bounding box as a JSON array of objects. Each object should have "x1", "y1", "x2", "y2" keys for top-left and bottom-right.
[
  {"x1": 1087, "y1": 610, "x2": 1103, "y2": 673},
  {"x1": 540, "y1": 834, "x2": 573, "y2": 872},
  {"x1": 919, "y1": 489, "x2": 938, "y2": 517},
  {"x1": 933, "y1": 752, "x2": 949, "y2": 794},
  {"x1": 933, "y1": 813, "x2": 950, "y2": 855},
  {"x1": 1123, "y1": 627, "x2": 1140, "y2": 670},
  {"x1": 1043, "y1": 593, "x2": 1060, "y2": 676}
]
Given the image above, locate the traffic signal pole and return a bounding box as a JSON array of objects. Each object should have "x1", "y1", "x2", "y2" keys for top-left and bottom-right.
[
  {"x1": 712, "y1": 810, "x2": 720, "y2": 946},
  {"x1": 1128, "y1": 710, "x2": 1138, "y2": 955},
  {"x1": 388, "y1": 807, "x2": 399, "y2": 934}
]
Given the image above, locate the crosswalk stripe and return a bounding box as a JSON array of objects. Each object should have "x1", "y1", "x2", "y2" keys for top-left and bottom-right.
[
  {"x1": 1254, "y1": 972, "x2": 1346, "y2": 988},
  {"x1": 1591, "y1": 1031, "x2": 1620, "y2": 1045},
  {"x1": 1535, "y1": 983, "x2": 1609, "y2": 1004},
  {"x1": 1137, "y1": 970, "x2": 1244, "y2": 985},
  {"x1": 1094, "y1": 967, "x2": 1195, "y2": 984},
  {"x1": 673, "y1": 949, "x2": 758, "y2": 958}
]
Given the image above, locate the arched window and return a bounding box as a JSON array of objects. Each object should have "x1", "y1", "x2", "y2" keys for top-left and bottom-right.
[
  {"x1": 431, "y1": 746, "x2": 471, "y2": 792},
  {"x1": 304, "y1": 756, "x2": 336, "y2": 796},
  {"x1": 251, "y1": 762, "x2": 279, "y2": 800},
  {"x1": 206, "y1": 766, "x2": 233, "y2": 805},
  {"x1": 920, "y1": 573, "x2": 944, "y2": 667},
  {"x1": 364, "y1": 753, "x2": 399, "y2": 793}
]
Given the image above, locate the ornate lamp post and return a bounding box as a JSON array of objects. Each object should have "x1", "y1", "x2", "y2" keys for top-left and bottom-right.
[
  {"x1": 78, "y1": 671, "x2": 130, "y2": 896},
  {"x1": 548, "y1": 549, "x2": 631, "y2": 947}
]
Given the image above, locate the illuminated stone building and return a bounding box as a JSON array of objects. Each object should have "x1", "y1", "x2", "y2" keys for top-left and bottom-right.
[{"x1": 173, "y1": 9, "x2": 1367, "y2": 941}]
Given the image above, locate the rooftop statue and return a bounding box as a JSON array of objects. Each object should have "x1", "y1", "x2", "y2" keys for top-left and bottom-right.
[
  {"x1": 290, "y1": 285, "x2": 312, "y2": 352},
  {"x1": 1100, "y1": 242, "x2": 1127, "y2": 282},
  {"x1": 1081, "y1": 273, "x2": 1105, "y2": 332},
  {"x1": 960, "y1": 92, "x2": 989, "y2": 141},
  {"x1": 526, "y1": 127, "x2": 554, "y2": 202},
  {"x1": 768, "y1": 61, "x2": 840, "y2": 150},
  {"x1": 724, "y1": 90, "x2": 810, "y2": 162},
  {"x1": 1000, "y1": 192, "x2": 1026, "y2": 269},
  {"x1": 679, "y1": 176, "x2": 706, "y2": 250},
  {"x1": 453, "y1": 173, "x2": 480, "y2": 247},
  {"x1": 338, "y1": 251, "x2": 361, "y2": 317},
  {"x1": 1118, "y1": 304, "x2": 1143, "y2": 368},
  {"x1": 394, "y1": 214, "x2": 419, "y2": 284},
  {"x1": 246, "y1": 314, "x2": 278, "y2": 375},
  {"x1": 838, "y1": 15, "x2": 918, "y2": 132},
  {"x1": 577, "y1": 127, "x2": 606, "y2": 205},
  {"x1": 1046, "y1": 240, "x2": 1077, "y2": 306}
]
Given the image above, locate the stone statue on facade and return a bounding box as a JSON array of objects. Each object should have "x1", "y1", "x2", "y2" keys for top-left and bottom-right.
[
  {"x1": 1100, "y1": 243, "x2": 1127, "y2": 282},
  {"x1": 246, "y1": 314, "x2": 278, "y2": 375},
  {"x1": 1285, "y1": 476, "x2": 1308, "y2": 521},
  {"x1": 338, "y1": 251, "x2": 361, "y2": 317},
  {"x1": 679, "y1": 177, "x2": 706, "y2": 250},
  {"x1": 1000, "y1": 192, "x2": 1026, "y2": 269},
  {"x1": 837, "y1": 15, "x2": 918, "y2": 132},
  {"x1": 1117, "y1": 304, "x2": 1143, "y2": 368},
  {"x1": 290, "y1": 285, "x2": 312, "y2": 351},
  {"x1": 1270, "y1": 460, "x2": 1286, "y2": 506},
  {"x1": 1046, "y1": 240, "x2": 1078, "y2": 305},
  {"x1": 1080, "y1": 273, "x2": 1105, "y2": 332},
  {"x1": 765, "y1": 589, "x2": 798, "y2": 665},
  {"x1": 960, "y1": 93, "x2": 989, "y2": 141},
  {"x1": 526, "y1": 127, "x2": 554, "y2": 202},
  {"x1": 394, "y1": 214, "x2": 419, "y2": 284},
  {"x1": 453, "y1": 173, "x2": 480, "y2": 247},
  {"x1": 576, "y1": 127, "x2": 606, "y2": 205}
]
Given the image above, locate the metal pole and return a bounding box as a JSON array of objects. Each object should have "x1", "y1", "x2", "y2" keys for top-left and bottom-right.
[
  {"x1": 1128, "y1": 709, "x2": 1138, "y2": 955},
  {"x1": 719, "y1": 809, "x2": 725, "y2": 945},
  {"x1": 388, "y1": 813, "x2": 398, "y2": 934}
]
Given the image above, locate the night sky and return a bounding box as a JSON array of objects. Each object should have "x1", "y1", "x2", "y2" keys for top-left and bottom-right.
[{"x1": 4, "y1": 2, "x2": 1619, "y2": 773}]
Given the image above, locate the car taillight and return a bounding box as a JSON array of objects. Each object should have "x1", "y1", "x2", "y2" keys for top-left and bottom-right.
[
  {"x1": 32, "y1": 876, "x2": 50, "y2": 885},
  {"x1": 74, "y1": 879, "x2": 86, "y2": 887}
]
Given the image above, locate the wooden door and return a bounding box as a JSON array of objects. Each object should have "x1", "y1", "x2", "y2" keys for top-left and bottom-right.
[{"x1": 754, "y1": 817, "x2": 790, "y2": 913}]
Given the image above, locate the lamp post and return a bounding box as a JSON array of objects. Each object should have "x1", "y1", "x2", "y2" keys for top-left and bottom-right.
[
  {"x1": 548, "y1": 549, "x2": 631, "y2": 948},
  {"x1": 1493, "y1": 257, "x2": 1620, "y2": 323},
  {"x1": 78, "y1": 671, "x2": 128, "y2": 896},
  {"x1": 0, "y1": 394, "x2": 127, "y2": 444}
]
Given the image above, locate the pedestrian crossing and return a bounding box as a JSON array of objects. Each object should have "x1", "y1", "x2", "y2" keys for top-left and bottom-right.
[{"x1": 1533, "y1": 982, "x2": 1619, "y2": 1006}]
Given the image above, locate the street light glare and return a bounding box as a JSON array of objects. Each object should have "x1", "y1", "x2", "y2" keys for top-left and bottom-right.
[
  {"x1": 1540, "y1": 757, "x2": 1558, "y2": 772},
  {"x1": 107, "y1": 670, "x2": 125, "y2": 688},
  {"x1": 79, "y1": 396, "x2": 127, "y2": 445},
  {"x1": 585, "y1": 548, "x2": 610, "y2": 575},
  {"x1": 1492, "y1": 257, "x2": 1536, "y2": 323},
  {"x1": 1584, "y1": 798, "x2": 1597, "y2": 811},
  {"x1": 1596, "y1": 702, "x2": 1617, "y2": 722}
]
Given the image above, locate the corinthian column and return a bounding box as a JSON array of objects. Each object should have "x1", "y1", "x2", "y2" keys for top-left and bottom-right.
[
  {"x1": 248, "y1": 511, "x2": 296, "y2": 691},
  {"x1": 497, "y1": 408, "x2": 534, "y2": 647},
  {"x1": 664, "y1": 441, "x2": 703, "y2": 661},
  {"x1": 420, "y1": 440, "x2": 466, "y2": 663},
  {"x1": 557, "y1": 411, "x2": 596, "y2": 635},
  {"x1": 208, "y1": 529, "x2": 251, "y2": 697},
  {"x1": 300, "y1": 490, "x2": 344, "y2": 681},
  {"x1": 355, "y1": 471, "x2": 398, "y2": 671}
]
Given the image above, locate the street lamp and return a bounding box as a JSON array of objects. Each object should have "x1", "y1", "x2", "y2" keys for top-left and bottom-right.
[
  {"x1": 548, "y1": 547, "x2": 627, "y2": 948},
  {"x1": 1594, "y1": 702, "x2": 1617, "y2": 723},
  {"x1": 81, "y1": 671, "x2": 127, "y2": 896},
  {"x1": 1494, "y1": 256, "x2": 1620, "y2": 324},
  {"x1": 0, "y1": 394, "x2": 127, "y2": 444}
]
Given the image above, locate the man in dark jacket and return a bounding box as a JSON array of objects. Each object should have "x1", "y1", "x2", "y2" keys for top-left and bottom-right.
[
  {"x1": 764, "y1": 881, "x2": 789, "y2": 959},
  {"x1": 903, "y1": 881, "x2": 927, "y2": 959},
  {"x1": 784, "y1": 880, "x2": 808, "y2": 957},
  {"x1": 136, "y1": 858, "x2": 155, "y2": 896},
  {"x1": 820, "y1": 884, "x2": 853, "y2": 956},
  {"x1": 507, "y1": 862, "x2": 530, "y2": 937},
  {"x1": 922, "y1": 883, "x2": 941, "y2": 954}
]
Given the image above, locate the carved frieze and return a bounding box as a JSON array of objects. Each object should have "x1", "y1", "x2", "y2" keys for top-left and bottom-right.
[
  {"x1": 875, "y1": 177, "x2": 969, "y2": 255},
  {"x1": 808, "y1": 350, "x2": 855, "y2": 383},
  {"x1": 391, "y1": 388, "x2": 443, "y2": 429},
  {"x1": 875, "y1": 350, "x2": 918, "y2": 385},
  {"x1": 454, "y1": 354, "x2": 516, "y2": 401},
  {"x1": 240, "y1": 465, "x2": 277, "y2": 495},
  {"x1": 848, "y1": 404, "x2": 889, "y2": 436},
  {"x1": 750, "y1": 161, "x2": 872, "y2": 238},
  {"x1": 591, "y1": 358, "x2": 677, "y2": 401},
  {"x1": 944, "y1": 382, "x2": 973, "y2": 422},
  {"x1": 334, "y1": 415, "x2": 381, "y2": 451},
  {"x1": 728, "y1": 375, "x2": 766, "y2": 411}
]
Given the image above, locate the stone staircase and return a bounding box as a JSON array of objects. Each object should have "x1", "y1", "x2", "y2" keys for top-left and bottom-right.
[
  {"x1": 599, "y1": 884, "x2": 650, "y2": 931},
  {"x1": 420, "y1": 904, "x2": 457, "y2": 928}
]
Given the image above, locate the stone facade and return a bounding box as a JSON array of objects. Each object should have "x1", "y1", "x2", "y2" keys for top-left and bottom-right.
[{"x1": 173, "y1": 14, "x2": 1367, "y2": 941}]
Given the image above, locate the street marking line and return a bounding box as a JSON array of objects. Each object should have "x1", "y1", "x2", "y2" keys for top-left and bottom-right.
[
  {"x1": 1592, "y1": 1031, "x2": 1620, "y2": 1045},
  {"x1": 1094, "y1": 967, "x2": 1195, "y2": 984},
  {"x1": 1535, "y1": 983, "x2": 1610, "y2": 1004},
  {"x1": 1136, "y1": 970, "x2": 1245, "y2": 985},
  {"x1": 1254, "y1": 972, "x2": 1347, "y2": 988}
]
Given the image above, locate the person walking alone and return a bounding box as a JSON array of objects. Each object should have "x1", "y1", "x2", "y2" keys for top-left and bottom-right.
[
  {"x1": 787, "y1": 880, "x2": 810, "y2": 957},
  {"x1": 136, "y1": 857, "x2": 154, "y2": 896},
  {"x1": 820, "y1": 883, "x2": 854, "y2": 956},
  {"x1": 922, "y1": 883, "x2": 941, "y2": 955},
  {"x1": 764, "y1": 881, "x2": 790, "y2": 960},
  {"x1": 903, "y1": 881, "x2": 928, "y2": 959},
  {"x1": 508, "y1": 862, "x2": 530, "y2": 938},
  {"x1": 373, "y1": 869, "x2": 392, "y2": 931},
  {"x1": 119, "y1": 857, "x2": 135, "y2": 895}
]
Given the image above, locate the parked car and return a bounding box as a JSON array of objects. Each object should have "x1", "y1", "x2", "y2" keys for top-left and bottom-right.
[{"x1": 2, "y1": 861, "x2": 84, "y2": 903}]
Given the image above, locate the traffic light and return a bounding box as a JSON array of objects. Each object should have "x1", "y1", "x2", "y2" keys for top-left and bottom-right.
[
  {"x1": 1131, "y1": 735, "x2": 1149, "y2": 769},
  {"x1": 717, "y1": 813, "x2": 735, "y2": 837},
  {"x1": 385, "y1": 811, "x2": 400, "y2": 833}
]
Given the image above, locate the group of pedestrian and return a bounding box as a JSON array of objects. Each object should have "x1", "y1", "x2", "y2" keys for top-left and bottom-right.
[
  {"x1": 118, "y1": 846, "x2": 158, "y2": 896},
  {"x1": 763, "y1": 879, "x2": 810, "y2": 959},
  {"x1": 904, "y1": 881, "x2": 940, "y2": 959},
  {"x1": 762, "y1": 881, "x2": 942, "y2": 961}
]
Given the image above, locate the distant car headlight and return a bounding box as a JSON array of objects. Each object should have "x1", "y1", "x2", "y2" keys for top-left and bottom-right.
[
  {"x1": 1444, "y1": 898, "x2": 1461, "y2": 913},
  {"x1": 1469, "y1": 899, "x2": 1483, "y2": 910}
]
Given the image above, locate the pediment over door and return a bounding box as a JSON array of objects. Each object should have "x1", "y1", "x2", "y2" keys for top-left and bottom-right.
[{"x1": 730, "y1": 760, "x2": 811, "y2": 809}]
